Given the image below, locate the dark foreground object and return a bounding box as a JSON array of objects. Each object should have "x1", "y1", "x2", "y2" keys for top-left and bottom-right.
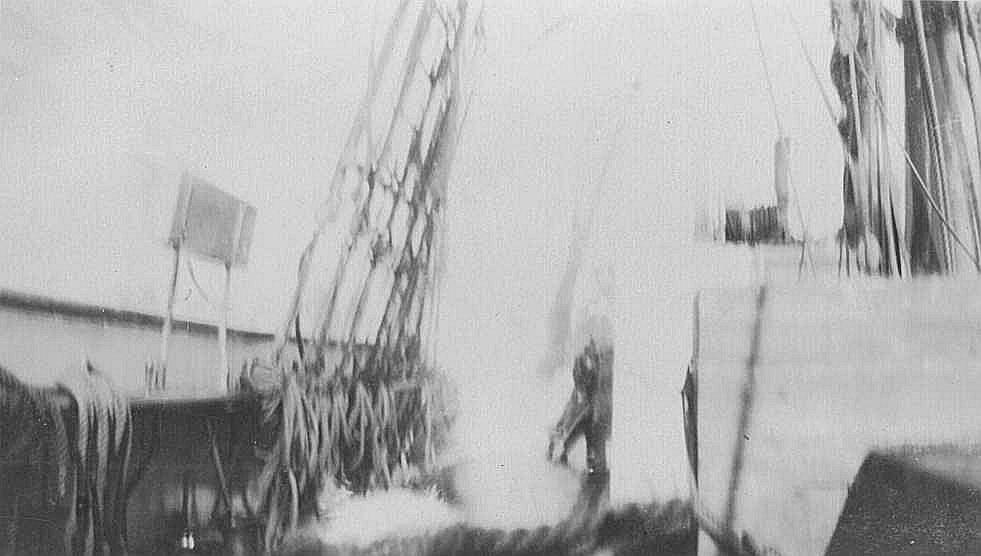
[
  {"x1": 827, "y1": 446, "x2": 981, "y2": 555},
  {"x1": 278, "y1": 473, "x2": 694, "y2": 556}
]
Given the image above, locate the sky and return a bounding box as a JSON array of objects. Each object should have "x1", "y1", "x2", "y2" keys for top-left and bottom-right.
[{"x1": 1, "y1": 0, "x2": 848, "y2": 502}]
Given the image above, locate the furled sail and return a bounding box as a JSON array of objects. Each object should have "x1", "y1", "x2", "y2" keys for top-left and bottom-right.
[
  {"x1": 831, "y1": 0, "x2": 981, "y2": 276},
  {"x1": 902, "y1": 1, "x2": 981, "y2": 274},
  {"x1": 830, "y1": 0, "x2": 907, "y2": 276}
]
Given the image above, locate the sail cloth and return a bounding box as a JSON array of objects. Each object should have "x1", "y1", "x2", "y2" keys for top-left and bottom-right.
[
  {"x1": 830, "y1": 0, "x2": 907, "y2": 276},
  {"x1": 902, "y1": 2, "x2": 981, "y2": 274},
  {"x1": 832, "y1": 1, "x2": 981, "y2": 275}
]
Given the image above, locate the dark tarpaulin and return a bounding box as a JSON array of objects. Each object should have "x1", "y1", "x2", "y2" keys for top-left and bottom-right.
[
  {"x1": 0, "y1": 366, "x2": 75, "y2": 555},
  {"x1": 0, "y1": 364, "x2": 131, "y2": 556}
]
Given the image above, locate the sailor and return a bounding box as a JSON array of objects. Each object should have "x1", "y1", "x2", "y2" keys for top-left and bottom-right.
[{"x1": 546, "y1": 337, "x2": 612, "y2": 477}]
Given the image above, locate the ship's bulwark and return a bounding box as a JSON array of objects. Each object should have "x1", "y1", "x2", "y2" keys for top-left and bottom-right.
[{"x1": 695, "y1": 280, "x2": 981, "y2": 555}]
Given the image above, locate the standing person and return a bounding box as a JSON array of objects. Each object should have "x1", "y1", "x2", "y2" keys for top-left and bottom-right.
[{"x1": 547, "y1": 337, "x2": 613, "y2": 477}]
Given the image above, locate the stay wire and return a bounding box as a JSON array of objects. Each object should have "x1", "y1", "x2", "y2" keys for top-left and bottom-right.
[
  {"x1": 747, "y1": 0, "x2": 816, "y2": 275},
  {"x1": 747, "y1": 0, "x2": 785, "y2": 137},
  {"x1": 187, "y1": 258, "x2": 221, "y2": 309},
  {"x1": 787, "y1": 2, "x2": 979, "y2": 271}
]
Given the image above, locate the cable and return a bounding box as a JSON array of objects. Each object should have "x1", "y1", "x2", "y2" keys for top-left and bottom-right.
[
  {"x1": 747, "y1": 0, "x2": 785, "y2": 137},
  {"x1": 186, "y1": 258, "x2": 221, "y2": 308},
  {"x1": 911, "y1": 0, "x2": 956, "y2": 268},
  {"x1": 722, "y1": 285, "x2": 767, "y2": 533},
  {"x1": 786, "y1": 2, "x2": 889, "y2": 273},
  {"x1": 424, "y1": 3, "x2": 485, "y2": 371},
  {"x1": 822, "y1": 4, "x2": 981, "y2": 272},
  {"x1": 783, "y1": 4, "x2": 843, "y2": 138},
  {"x1": 747, "y1": 0, "x2": 815, "y2": 276}
]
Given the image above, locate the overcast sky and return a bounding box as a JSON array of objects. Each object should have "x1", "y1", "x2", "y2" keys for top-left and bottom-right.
[
  {"x1": 0, "y1": 0, "x2": 843, "y2": 318},
  {"x1": 1, "y1": 0, "x2": 848, "y2": 501}
]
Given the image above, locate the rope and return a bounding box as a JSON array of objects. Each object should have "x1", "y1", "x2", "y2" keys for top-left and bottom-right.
[
  {"x1": 747, "y1": 0, "x2": 785, "y2": 137},
  {"x1": 830, "y1": 6, "x2": 981, "y2": 272},
  {"x1": 424, "y1": 27, "x2": 482, "y2": 370},
  {"x1": 912, "y1": 0, "x2": 957, "y2": 269},
  {"x1": 746, "y1": 0, "x2": 815, "y2": 277},
  {"x1": 275, "y1": 0, "x2": 414, "y2": 358},
  {"x1": 785, "y1": 1, "x2": 980, "y2": 273},
  {"x1": 783, "y1": 4, "x2": 841, "y2": 133},
  {"x1": 0, "y1": 363, "x2": 133, "y2": 556},
  {"x1": 722, "y1": 285, "x2": 766, "y2": 533},
  {"x1": 955, "y1": 3, "x2": 981, "y2": 259}
]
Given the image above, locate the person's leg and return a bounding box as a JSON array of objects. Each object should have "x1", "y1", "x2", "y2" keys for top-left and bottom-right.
[
  {"x1": 547, "y1": 389, "x2": 590, "y2": 463},
  {"x1": 587, "y1": 344, "x2": 613, "y2": 477},
  {"x1": 559, "y1": 416, "x2": 591, "y2": 465},
  {"x1": 584, "y1": 421, "x2": 608, "y2": 476}
]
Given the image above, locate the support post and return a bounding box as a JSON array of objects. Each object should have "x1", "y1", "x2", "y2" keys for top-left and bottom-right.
[
  {"x1": 158, "y1": 243, "x2": 181, "y2": 393},
  {"x1": 220, "y1": 204, "x2": 246, "y2": 393},
  {"x1": 219, "y1": 262, "x2": 231, "y2": 393}
]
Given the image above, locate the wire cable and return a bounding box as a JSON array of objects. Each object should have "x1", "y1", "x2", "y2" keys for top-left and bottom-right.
[
  {"x1": 746, "y1": 0, "x2": 816, "y2": 276},
  {"x1": 747, "y1": 0, "x2": 785, "y2": 137},
  {"x1": 783, "y1": 4, "x2": 843, "y2": 138},
  {"x1": 186, "y1": 258, "x2": 221, "y2": 308},
  {"x1": 810, "y1": 4, "x2": 981, "y2": 271}
]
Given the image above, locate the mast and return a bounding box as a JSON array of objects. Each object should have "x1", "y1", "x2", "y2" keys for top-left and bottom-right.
[
  {"x1": 831, "y1": 0, "x2": 906, "y2": 276},
  {"x1": 831, "y1": 0, "x2": 981, "y2": 276},
  {"x1": 903, "y1": 0, "x2": 981, "y2": 274}
]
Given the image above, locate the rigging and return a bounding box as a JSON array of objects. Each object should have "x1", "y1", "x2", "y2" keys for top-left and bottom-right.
[{"x1": 745, "y1": 0, "x2": 816, "y2": 277}]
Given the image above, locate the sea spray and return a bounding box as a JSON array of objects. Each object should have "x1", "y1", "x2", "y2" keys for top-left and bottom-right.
[{"x1": 439, "y1": 216, "x2": 617, "y2": 530}]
